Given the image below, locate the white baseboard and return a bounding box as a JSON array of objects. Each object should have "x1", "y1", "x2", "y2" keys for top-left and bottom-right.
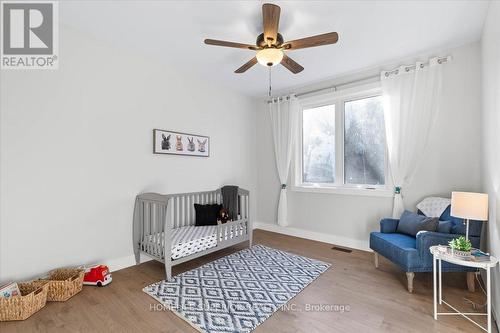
[
  {"x1": 253, "y1": 221, "x2": 371, "y2": 252},
  {"x1": 104, "y1": 253, "x2": 153, "y2": 273}
]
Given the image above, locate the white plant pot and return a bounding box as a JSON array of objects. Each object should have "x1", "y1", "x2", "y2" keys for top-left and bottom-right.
[{"x1": 451, "y1": 248, "x2": 471, "y2": 258}]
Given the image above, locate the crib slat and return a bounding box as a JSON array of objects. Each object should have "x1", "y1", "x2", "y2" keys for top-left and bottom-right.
[
  {"x1": 172, "y1": 197, "x2": 176, "y2": 229},
  {"x1": 183, "y1": 195, "x2": 186, "y2": 227},
  {"x1": 180, "y1": 195, "x2": 184, "y2": 227},
  {"x1": 156, "y1": 204, "x2": 161, "y2": 257},
  {"x1": 179, "y1": 196, "x2": 183, "y2": 227},
  {"x1": 163, "y1": 203, "x2": 168, "y2": 257},
  {"x1": 172, "y1": 198, "x2": 176, "y2": 229},
  {"x1": 145, "y1": 202, "x2": 150, "y2": 254},
  {"x1": 140, "y1": 201, "x2": 145, "y2": 251},
  {"x1": 148, "y1": 203, "x2": 154, "y2": 252},
  {"x1": 158, "y1": 204, "x2": 162, "y2": 257},
  {"x1": 190, "y1": 194, "x2": 195, "y2": 225},
  {"x1": 158, "y1": 205, "x2": 165, "y2": 258},
  {"x1": 152, "y1": 203, "x2": 157, "y2": 257},
  {"x1": 241, "y1": 196, "x2": 245, "y2": 221},
  {"x1": 190, "y1": 195, "x2": 194, "y2": 224},
  {"x1": 175, "y1": 196, "x2": 180, "y2": 228},
  {"x1": 143, "y1": 202, "x2": 148, "y2": 253},
  {"x1": 185, "y1": 195, "x2": 189, "y2": 226},
  {"x1": 149, "y1": 203, "x2": 154, "y2": 255},
  {"x1": 245, "y1": 195, "x2": 248, "y2": 220},
  {"x1": 156, "y1": 203, "x2": 161, "y2": 257}
]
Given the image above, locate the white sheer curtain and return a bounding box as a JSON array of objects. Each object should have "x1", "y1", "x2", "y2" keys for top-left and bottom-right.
[
  {"x1": 381, "y1": 57, "x2": 447, "y2": 218},
  {"x1": 269, "y1": 95, "x2": 299, "y2": 227}
]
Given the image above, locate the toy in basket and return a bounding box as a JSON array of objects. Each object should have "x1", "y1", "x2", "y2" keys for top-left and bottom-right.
[
  {"x1": 0, "y1": 281, "x2": 49, "y2": 321},
  {"x1": 83, "y1": 265, "x2": 112, "y2": 287}
]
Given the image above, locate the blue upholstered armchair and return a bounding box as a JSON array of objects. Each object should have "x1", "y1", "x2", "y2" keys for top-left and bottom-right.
[{"x1": 369, "y1": 205, "x2": 482, "y2": 293}]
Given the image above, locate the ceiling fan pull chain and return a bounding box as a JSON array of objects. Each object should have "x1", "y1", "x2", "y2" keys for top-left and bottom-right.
[{"x1": 268, "y1": 67, "x2": 272, "y2": 97}]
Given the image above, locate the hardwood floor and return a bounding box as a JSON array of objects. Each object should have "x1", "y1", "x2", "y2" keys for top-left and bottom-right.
[{"x1": 1, "y1": 229, "x2": 497, "y2": 333}]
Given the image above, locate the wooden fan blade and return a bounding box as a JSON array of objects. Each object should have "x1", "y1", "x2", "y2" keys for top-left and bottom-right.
[
  {"x1": 281, "y1": 54, "x2": 304, "y2": 74},
  {"x1": 262, "y1": 3, "x2": 281, "y2": 45},
  {"x1": 204, "y1": 39, "x2": 259, "y2": 50},
  {"x1": 235, "y1": 57, "x2": 258, "y2": 73},
  {"x1": 283, "y1": 32, "x2": 339, "y2": 50}
]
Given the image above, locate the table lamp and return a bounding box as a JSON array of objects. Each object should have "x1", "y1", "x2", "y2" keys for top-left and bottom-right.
[{"x1": 451, "y1": 191, "x2": 488, "y2": 240}]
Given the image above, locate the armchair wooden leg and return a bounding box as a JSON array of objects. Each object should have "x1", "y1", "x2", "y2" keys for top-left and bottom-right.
[
  {"x1": 406, "y1": 272, "x2": 415, "y2": 293},
  {"x1": 467, "y1": 272, "x2": 475, "y2": 292},
  {"x1": 374, "y1": 252, "x2": 379, "y2": 268}
]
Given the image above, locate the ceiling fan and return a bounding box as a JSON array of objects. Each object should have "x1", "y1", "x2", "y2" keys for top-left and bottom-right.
[{"x1": 204, "y1": 3, "x2": 339, "y2": 74}]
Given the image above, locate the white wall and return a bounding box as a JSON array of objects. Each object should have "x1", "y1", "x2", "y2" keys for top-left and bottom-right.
[
  {"x1": 0, "y1": 25, "x2": 258, "y2": 281},
  {"x1": 480, "y1": 0, "x2": 500, "y2": 320},
  {"x1": 256, "y1": 42, "x2": 482, "y2": 250}
]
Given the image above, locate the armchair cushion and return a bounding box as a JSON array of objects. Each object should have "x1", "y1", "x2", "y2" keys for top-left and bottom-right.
[
  {"x1": 397, "y1": 210, "x2": 439, "y2": 236},
  {"x1": 370, "y1": 232, "x2": 420, "y2": 271},
  {"x1": 380, "y1": 218, "x2": 399, "y2": 233},
  {"x1": 437, "y1": 220, "x2": 452, "y2": 233}
]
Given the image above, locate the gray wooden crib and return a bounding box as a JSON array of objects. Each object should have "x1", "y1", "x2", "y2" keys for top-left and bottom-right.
[{"x1": 133, "y1": 188, "x2": 251, "y2": 280}]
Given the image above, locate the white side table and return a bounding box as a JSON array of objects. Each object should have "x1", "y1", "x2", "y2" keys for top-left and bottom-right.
[{"x1": 430, "y1": 246, "x2": 499, "y2": 333}]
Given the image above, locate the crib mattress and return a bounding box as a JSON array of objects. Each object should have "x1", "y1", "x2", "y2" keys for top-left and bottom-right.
[
  {"x1": 147, "y1": 225, "x2": 245, "y2": 260},
  {"x1": 171, "y1": 225, "x2": 218, "y2": 260}
]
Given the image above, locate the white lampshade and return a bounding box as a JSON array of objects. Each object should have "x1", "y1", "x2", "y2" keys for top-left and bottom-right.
[
  {"x1": 451, "y1": 191, "x2": 489, "y2": 221},
  {"x1": 256, "y1": 48, "x2": 284, "y2": 67}
]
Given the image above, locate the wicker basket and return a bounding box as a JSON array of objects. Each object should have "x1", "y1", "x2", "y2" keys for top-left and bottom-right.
[
  {"x1": 39, "y1": 268, "x2": 84, "y2": 302},
  {"x1": 0, "y1": 281, "x2": 49, "y2": 321}
]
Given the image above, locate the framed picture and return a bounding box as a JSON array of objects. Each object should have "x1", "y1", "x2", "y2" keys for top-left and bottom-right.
[{"x1": 153, "y1": 129, "x2": 210, "y2": 157}]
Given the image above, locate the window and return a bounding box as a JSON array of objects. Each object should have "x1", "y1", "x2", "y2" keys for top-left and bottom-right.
[
  {"x1": 344, "y1": 96, "x2": 385, "y2": 185},
  {"x1": 295, "y1": 84, "x2": 390, "y2": 196},
  {"x1": 302, "y1": 104, "x2": 336, "y2": 184}
]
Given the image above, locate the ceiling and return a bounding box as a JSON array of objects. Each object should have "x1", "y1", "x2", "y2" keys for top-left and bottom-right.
[{"x1": 62, "y1": 1, "x2": 490, "y2": 97}]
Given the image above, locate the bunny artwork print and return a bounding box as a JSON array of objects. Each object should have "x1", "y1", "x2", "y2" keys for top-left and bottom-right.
[
  {"x1": 187, "y1": 137, "x2": 195, "y2": 152},
  {"x1": 161, "y1": 134, "x2": 171, "y2": 150},
  {"x1": 175, "y1": 136, "x2": 183, "y2": 151},
  {"x1": 197, "y1": 138, "x2": 207, "y2": 153}
]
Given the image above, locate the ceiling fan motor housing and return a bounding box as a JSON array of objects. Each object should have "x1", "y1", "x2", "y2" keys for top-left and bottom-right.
[{"x1": 257, "y1": 33, "x2": 284, "y2": 48}]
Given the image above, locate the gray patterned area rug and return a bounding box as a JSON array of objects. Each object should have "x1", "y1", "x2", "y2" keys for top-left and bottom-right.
[{"x1": 144, "y1": 244, "x2": 331, "y2": 333}]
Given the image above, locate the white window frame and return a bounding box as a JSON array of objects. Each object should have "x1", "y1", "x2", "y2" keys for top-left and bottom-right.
[{"x1": 292, "y1": 82, "x2": 393, "y2": 197}]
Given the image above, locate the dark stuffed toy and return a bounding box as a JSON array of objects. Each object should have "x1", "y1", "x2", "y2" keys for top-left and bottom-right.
[{"x1": 218, "y1": 208, "x2": 230, "y2": 224}]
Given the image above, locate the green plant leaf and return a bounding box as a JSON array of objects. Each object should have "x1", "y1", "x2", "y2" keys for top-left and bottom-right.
[{"x1": 448, "y1": 236, "x2": 472, "y2": 251}]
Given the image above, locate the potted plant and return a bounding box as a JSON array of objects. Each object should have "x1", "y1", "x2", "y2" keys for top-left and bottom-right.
[{"x1": 449, "y1": 236, "x2": 472, "y2": 258}]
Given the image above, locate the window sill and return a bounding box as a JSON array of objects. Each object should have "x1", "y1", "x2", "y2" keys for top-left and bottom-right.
[{"x1": 291, "y1": 185, "x2": 394, "y2": 198}]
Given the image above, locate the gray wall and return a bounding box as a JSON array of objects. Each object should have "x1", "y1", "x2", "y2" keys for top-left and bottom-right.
[
  {"x1": 480, "y1": 1, "x2": 500, "y2": 321},
  {"x1": 256, "y1": 42, "x2": 482, "y2": 250},
  {"x1": 0, "y1": 26, "x2": 258, "y2": 281}
]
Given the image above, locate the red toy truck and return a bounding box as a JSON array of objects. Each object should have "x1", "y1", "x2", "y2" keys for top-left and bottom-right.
[{"x1": 83, "y1": 265, "x2": 112, "y2": 287}]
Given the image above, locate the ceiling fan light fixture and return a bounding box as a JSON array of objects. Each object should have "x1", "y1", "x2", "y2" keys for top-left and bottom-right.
[{"x1": 256, "y1": 48, "x2": 284, "y2": 67}]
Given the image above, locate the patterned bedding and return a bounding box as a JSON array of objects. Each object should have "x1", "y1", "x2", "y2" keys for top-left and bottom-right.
[
  {"x1": 171, "y1": 226, "x2": 218, "y2": 260},
  {"x1": 147, "y1": 225, "x2": 245, "y2": 260}
]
